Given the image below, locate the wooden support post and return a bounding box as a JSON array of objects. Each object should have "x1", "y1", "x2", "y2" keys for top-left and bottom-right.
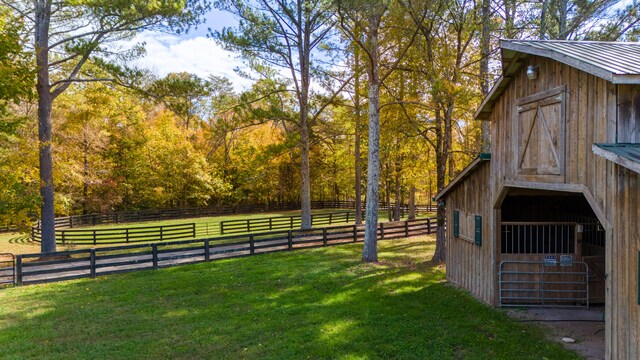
[
  {"x1": 250, "y1": 235, "x2": 255, "y2": 255},
  {"x1": 90, "y1": 249, "x2": 96, "y2": 278},
  {"x1": 323, "y1": 228, "x2": 328, "y2": 246},
  {"x1": 247, "y1": 219, "x2": 251, "y2": 233},
  {"x1": 61, "y1": 231, "x2": 66, "y2": 246},
  {"x1": 346, "y1": 212, "x2": 350, "y2": 223},
  {"x1": 380, "y1": 223, "x2": 385, "y2": 239},
  {"x1": 427, "y1": 218, "x2": 431, "y2": 234},
  {"x1": 93, "y1": 230, "x2": 97, "y2": 245},
  {"x1": 269, "y1": 218, "x2": 273, "y2": 230},
  {"x1": 405, "y1": 221, "x2": 409, "y2": 237},
  {"x1": 15, "y1": 255, "x2": 22, "y2": 286},
  {"x1": 290, "y1": 216, "x2": 294, "y2": 228},
  {"x1": 353, "y1": 225, "x2": 357, "y2": 242},
  {"x1": 204, "y1": 240, "x2": 210, "y2": 261},
  {"x1": 220, "y1": 221, "x2": 225, "y2": 235},
  {"x1": 329, "y1": 213, "x2": 333, "y2": 225},
  {"x1": 152, "y1": 244, "x2": 158, "y2": 269},
  {"x1": 192, "y1": 223, "x2": 196, "y2": 238}
]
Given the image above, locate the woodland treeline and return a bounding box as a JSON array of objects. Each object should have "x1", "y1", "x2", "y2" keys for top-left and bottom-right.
[{"x1": 1, "y1": 1, "x2": 638, "y2": 256}]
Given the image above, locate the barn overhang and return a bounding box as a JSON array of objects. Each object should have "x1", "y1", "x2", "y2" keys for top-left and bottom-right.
[
  {"x1": 593, "y1": 143, "x2": 640, "y2": 174},
  {"x1": 433, "y1": 153, "x2": 491, "y2": 201},
  {"x1": 475, "y1": 40, "x2": 640, "y2": 120}
]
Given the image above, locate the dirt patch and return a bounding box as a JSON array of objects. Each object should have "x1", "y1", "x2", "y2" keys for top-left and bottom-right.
[{"x1": 506, "y1": 306, "x2": 605, "y2": 360}]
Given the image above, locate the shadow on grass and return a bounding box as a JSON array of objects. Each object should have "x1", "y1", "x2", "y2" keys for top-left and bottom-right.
[{"x1": 0, "y1": 238, "x2": 580, "y2": 360}]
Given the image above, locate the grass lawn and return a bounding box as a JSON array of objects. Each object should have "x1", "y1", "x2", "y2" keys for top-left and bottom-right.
[
  {"x1": 0, "y1": 209, "x2": 435, "y2": 255},
  {"x1": 0, "y1": 236, "x2": 578, "y2": 359}
]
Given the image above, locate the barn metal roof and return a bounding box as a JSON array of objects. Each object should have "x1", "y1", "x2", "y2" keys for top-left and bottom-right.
[
  {"x1": 475, "y1": 40, "x2": 640, "y2": 120},
  {"x1": 502, "y1": 40, "x2": 640, "y2": 83},
  {"x1": 593, "y1": 143, "x2": 640, "y2": 174},
  {"x1": 433, "y1": 153, "x2": 491, "y2": 201}
]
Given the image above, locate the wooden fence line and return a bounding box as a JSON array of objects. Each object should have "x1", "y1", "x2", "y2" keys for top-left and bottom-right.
[
  {"x1": 33, "y1": 201, "x2": 437, "y2": 230},
  {"x1": 14, "y1": 218, "x2": 436, "y2": 286},
  {"x1": 31, "y1": 223, "x2": 196, "y2": 245},
  {"x1": 220, "y1": 211, "x2": 355, "y2": 234}
]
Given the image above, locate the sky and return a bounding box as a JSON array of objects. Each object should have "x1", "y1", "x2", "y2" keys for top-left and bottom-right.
[{"x1": 130, "y1": 9, "x2": 253, "y2": 91}]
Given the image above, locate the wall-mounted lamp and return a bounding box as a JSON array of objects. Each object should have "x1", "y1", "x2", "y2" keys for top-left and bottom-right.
[{"x1": 526, "y1": 65, "x2": 538, "y2": 80}]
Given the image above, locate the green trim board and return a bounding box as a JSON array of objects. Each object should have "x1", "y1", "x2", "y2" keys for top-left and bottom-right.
[
  {"x1": 474, "y1": 215, "x2": 482, "y2": 246},
  {"x1": 453, "y1": 210, "x2": 460, "y2": 238}
]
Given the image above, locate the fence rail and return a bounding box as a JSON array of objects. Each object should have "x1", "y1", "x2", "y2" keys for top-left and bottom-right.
[
  {"x1": 31, "y1": 223, "x2": 196, "y2": 245},
  {"x1": 220, "y1": 211, "x2": 355, "y2": 234},
  {"x1": 34, "y1": 201, "x2": 436, "y2": 230},
  {"x1": 14, "y1": 218, "x2": 437, "y2": 286},
  {"x1": 0, "y1": 253, "x2": 14, "y2": 287},
  {"x1": 501, "y1": 222, "x2": 576, "y2": 254}
]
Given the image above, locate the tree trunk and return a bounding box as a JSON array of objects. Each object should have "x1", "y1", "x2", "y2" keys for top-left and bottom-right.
[
  {"x1": 354, "y1": 45, "x2": 363, "y2": 225},
  {"x1": 432, "y1": 107, "x2": 448, "y2": 262},
  {"x1": 480, "y1": 0, "x2": 491, "y2": 152},
  {"x1": 35, "y1": 0, "x2": 56, "y2": 254},
  {"x1": 408, "y1": 185, "x2": 416, "y2": 220},
  {"x1": 299, "y1": 29, "x2": 312, "y2": 230},
  {"x1": 362, "y1": 13, "x2": 382, "y2": 263}
]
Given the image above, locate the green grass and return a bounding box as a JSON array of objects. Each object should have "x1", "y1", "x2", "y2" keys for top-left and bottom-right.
[
  {"x1": 1, "y1": 209, "x2": 435, "y2": 255},
  {"x1": 0, "y1": 236, "x2": 578, "y2": 359}
]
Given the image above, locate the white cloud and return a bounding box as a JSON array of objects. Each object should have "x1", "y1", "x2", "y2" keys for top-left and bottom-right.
[{"x1": 129, "y1": 31, "x2": 254, "y2": 92}]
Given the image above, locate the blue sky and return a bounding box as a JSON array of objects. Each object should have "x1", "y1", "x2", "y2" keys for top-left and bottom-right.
[{"x1": 130, "y1": 9, "x2": 252, "y2": 91}]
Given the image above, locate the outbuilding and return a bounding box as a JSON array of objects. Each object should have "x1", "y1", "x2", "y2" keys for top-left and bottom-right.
[{"x1": 435, "y1": 40, "x2": 640, "y2": 359}]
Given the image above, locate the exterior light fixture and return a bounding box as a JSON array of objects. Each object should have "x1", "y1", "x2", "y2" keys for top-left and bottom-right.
[{"x1": 526, "y1": 65, "x2": 538, "y2": 80}]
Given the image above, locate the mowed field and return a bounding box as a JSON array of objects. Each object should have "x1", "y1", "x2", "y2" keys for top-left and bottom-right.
[
  {"x1": 0, "y1": 236, "x2": 579, "y2": 359},
  {"x1": 0, "y1": 209, "x2": 433, "y2": 255}
]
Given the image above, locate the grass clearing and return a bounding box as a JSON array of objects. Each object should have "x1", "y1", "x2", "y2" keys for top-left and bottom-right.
[
  {"x1": 1, "y1": 209, "x2": 435, "y2": 255},
  {"x1": 0, "y1": 236, "x2": 579, "y2": 359}
]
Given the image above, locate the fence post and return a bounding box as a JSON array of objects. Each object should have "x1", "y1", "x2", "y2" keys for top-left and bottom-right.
[
  {"x1": 427, "y1": 218, "x2": 431, "y2": 234},
  {"x1": 61, "y1": 231, "x2": 66, "y2": 246},
  {"x1": 249, "y1": 235, "x2": 255, "y2": 255},
  {"x1": 329, "y1": 213, "x2": 333, "y2": 225},
  {"x1": 290, "y1": 216, "x2": 294, "y2": 228},
  {"x1": 15, "y1": 255, "x2": 22, "y2": 286},
  {"x1": 90, "y1": 249, "x2": 96, "y2": 278},
  {"x1": 346, "y1": 212, "x2": 350, "y2": 223},
  {"x1": 380, "y1": 223, "x2": 384, "y2": 239},
  {"x1": 405, "y1": 220, "x2": 409, "y2": 237},
  {"x1": 192, "y1": 223, "x2": 196, "y2": 238},
  {"x1": 159, "y1": 227, "x2": 163, "y2": 241},
  {"x1": 93, "y1": 230, "x2": 97, "y2": 246},
  {"x1": 288, "y1": 230, "x2": 293, "y2": 250},
  {"x1": 269, "y1": 218, "x2": 273, "y2": 231},
  {"x1": 70, "y1": 216, "x2": 74, "y2": 229},
  {"x1": 204, "y1": 240, "x2": 210, "y2": 261},
  {"x1": 323, "y1": 228, "x2": 328, "y2": 246},
  {"x1": 247, "y1": 219, "x2": 251, "y2": 233},
  {"x1": 220, "y1": 221, "x2": 225, "y2": 235},
  {"x1": 92, "y1": 214, "x2": 97, "y2": 226},
  {"x1": 353, "y1": 225, "x2": 357, "y2": 242},
  {"x1": 152, "y1": 244, "x2": 158, "y2": 269}
]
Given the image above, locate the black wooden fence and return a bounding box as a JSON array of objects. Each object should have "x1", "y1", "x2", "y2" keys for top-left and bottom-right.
[
  {"x1": 0, "y1": 253, "x2": 14, "y2": 287},
  {"x1": 220, "y1": 211, "x2": 355, "y2": 235},
  {"x1": 31, "y1": 223, "x2": 196, "y2": 245},
  {"x1": 14, "y1": 218, "x2": 437, "y2": 286},
  {"x1": 33, "y1": 201, "x2": 436, "y2": 230}
]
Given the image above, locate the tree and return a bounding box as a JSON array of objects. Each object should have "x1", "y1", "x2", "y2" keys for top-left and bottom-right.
[
  {"x1": 4, "y1": 0, "x2": 210, "y2": 253},
  {"x1": 213, "y1": 0, "x2": 349, "y2": 230},
  {"x1": 337, "y1": 0, "x2": 419, "y2": 262},
  {"x1": 147, "y1": 72, "x2": 211, "y2": 130}
]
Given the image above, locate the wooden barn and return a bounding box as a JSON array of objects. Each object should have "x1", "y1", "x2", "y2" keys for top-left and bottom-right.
[{"x1": 434, "y1": 40, "x2": 640, "y2": 359}]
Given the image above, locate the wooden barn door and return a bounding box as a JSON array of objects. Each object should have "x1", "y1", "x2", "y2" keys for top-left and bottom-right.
[{"x1": 515, "y1": 85, "x2": 566, "y2": 182}]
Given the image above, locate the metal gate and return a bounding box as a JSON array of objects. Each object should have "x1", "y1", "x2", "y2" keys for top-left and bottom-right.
[
  {"x1": 0, "y1": 253, "x2": 15, "y2": 287},
  {"x1": 499, "y1": 260, "x2": 589, "y2": 307}
]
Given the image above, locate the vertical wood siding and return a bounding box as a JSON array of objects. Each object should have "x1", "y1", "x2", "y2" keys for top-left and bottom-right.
[{"x1": 445, "y1": 162, "x2": 495, "y2": 304}]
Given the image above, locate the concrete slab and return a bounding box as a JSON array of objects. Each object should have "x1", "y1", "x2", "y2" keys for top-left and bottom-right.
[{"x1": 506, "y1": 306, "x2": 605, "y2": 360}]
